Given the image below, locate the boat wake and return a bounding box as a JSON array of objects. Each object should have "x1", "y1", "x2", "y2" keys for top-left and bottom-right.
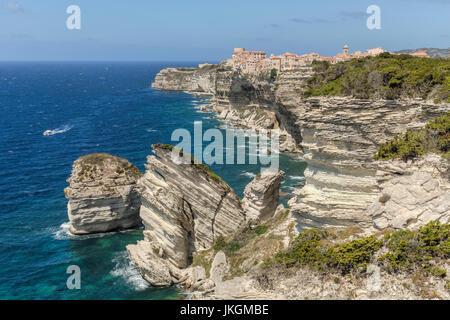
[{"x1": 43, "y1": 124, "x2": 73, "y2": 136}]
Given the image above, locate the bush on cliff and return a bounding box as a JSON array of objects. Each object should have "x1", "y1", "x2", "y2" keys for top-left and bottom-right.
[
  {"x1": 264, "y1": 221, "x2": 449, "y2": 277},
  {"x1": 379, "y1": 221, "x2": 449, "y2": 276},
  {"x1": 303, "y1": 53, "x2": 450, "y2": 101},
  {"x1": 262, "y1": 228, "x2": 382, "y2": 274},
  {"x1": 270, "y1": 68, "x2": 278, "y2": 82},
  {"x1": 374, "y1": 112, "x2": 450, "y2": 160}
]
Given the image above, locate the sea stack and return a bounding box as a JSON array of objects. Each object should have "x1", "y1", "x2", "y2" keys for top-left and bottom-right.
[
  {"x1": 127, "y1": 144, "x2": 246, "y2": 285},
  {"x1": 65, "y1": 153, "x2": 143, "y2": 235},
  {"x1": 242, "y1": 168, "x2": 285, "y2": 225},
  {"x1": 126, "y1": 144, "x2": 285, "y2": 286}
]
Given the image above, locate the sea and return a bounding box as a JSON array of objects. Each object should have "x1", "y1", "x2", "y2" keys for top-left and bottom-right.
[{"x1": 0, "y1": 62, "x2": 306, "y2": 299}]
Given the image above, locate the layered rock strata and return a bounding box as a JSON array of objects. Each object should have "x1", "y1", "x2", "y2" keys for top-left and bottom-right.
[
  {"x1": 153, "y1": 66, "x2": 449, "y2": 229},
  {"x1": 286, "y1": 98, "x2": 449, "y2": 229},
  {"x1": 243, "y1": 168, "x2": 285, "y2": 224},
  {"x1": 65, "y1": 153, "x2": 142, "y2": 235},
  {"x1": 126, "y1": 144, "x2": 285, "y2": 286},
  {"x1": 367, "y1": 154, "x2": 450, "y2": 230}
]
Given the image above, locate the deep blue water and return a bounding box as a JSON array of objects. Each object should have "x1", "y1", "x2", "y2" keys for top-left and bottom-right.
[{"x1": 0, "y1": 62, "x2": 306, "y2": 299}]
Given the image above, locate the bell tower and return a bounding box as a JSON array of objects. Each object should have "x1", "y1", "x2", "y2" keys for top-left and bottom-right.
[{"x1": 343, "y1": 44, "x2": 349, "y2": 56}]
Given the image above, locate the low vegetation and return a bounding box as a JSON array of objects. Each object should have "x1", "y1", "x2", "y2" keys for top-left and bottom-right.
[
  {"x1": 379, "y1": 221, "x2": 449, "y2": 277},
  {"x1": 303, "y1": 53, "x2": 450, "y2": 102},
  {"x1": 76, "y1": 153, "x2": 142, "y2": 180},
  {"x1": 176, "y1": 67, "x2": 197, "y2": 72},
  {"x1": 208, "y1": 211, "x2": 294, "y2": 279},
  {"x1": 374, "y1": 112, "x2": 450, "y2": 161},
  {"x1": 263, "y1": 221, "x2": 449, "y2": 278},
  {"x1": 263, "y1": 229, "x2": 382, "y2": 274}
]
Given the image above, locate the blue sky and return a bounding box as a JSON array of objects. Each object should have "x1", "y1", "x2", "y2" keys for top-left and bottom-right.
[{"x1": 0, "y1": 0, "x2": 449, "y2": 61}]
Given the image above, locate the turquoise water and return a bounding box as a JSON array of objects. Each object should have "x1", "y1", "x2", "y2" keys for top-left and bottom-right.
[{"x1": 0, "y1": 62, "x2": 306, "y2": 299}]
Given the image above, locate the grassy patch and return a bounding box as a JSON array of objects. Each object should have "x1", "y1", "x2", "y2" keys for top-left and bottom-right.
[
  {"x1": 191, "y1": 250, "x2": 213, "y2": 278},
  {"x1": 254, "y1": 225, "x2": 268, "y2": 235},
  {"x1": 374, "y1": 112, "x2": 450, "y2": 161}
]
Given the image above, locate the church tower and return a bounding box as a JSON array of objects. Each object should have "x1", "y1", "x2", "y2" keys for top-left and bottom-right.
[{"x1": 343, "y1": 44, "x2": 349, "y2": 56}]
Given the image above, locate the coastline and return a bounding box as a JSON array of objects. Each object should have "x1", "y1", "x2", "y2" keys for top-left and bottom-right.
[{"x1": 143, "y1": 63, "x2": 449, "y2": 299}]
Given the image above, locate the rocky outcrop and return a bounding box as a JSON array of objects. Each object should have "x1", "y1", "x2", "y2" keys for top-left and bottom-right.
[
  {"x1": 367, "y1": 154, "x2": 450, "y2": 230},
  {"x1": 243, "y1": 168, "x2": 285, "y2": 225},
  {"x1": 151, "y1": 67, "x2": 217, "y2": 94},
  {"x1": 65, "y1": 153, "x2": 142, "y2": 235},
  {"x1": 152, "y1": 66, "x2": 450, "y2": 230},
  {"x1": 285, "y1": 98, "x2": 449, "y2": 229},
  {"x1": 127, "y1": 144, "x2": 245, "y2": 286},
  {"x1": 126, "y1": 144, "x2": 285, "y2": 287}
]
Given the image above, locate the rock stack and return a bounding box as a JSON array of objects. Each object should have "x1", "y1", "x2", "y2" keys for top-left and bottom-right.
[{"x1": 65, "y1": 153, "x2": 142, "y2": 235}]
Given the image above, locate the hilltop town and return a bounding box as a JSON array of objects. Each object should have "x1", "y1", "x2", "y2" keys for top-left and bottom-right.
[{"x1": 220, "y1": 45, "x2": 429, "y2": 75}]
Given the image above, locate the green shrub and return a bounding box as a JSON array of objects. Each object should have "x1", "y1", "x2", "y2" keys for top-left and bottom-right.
[
  {"x1": 326, "y1": 237, "x2": 382, "y2": 272},
  {"x1": 304, "y1": 54, "x2": 450, "y2": 101},
  {"x1": 213, "y1": 236, "x2": 242, "y2": 255},
  {"x1": 266, "y1": 221, "x2": 449, "y2": 277},
  {"x1": 213, "y1": 236, "x2": 227, "y2": 251},
  {"x1": 378, "y1": 221, "x2": 449, "y2": 276},
  {"x1": 254, "y1": 225, "x2": 268, "y2": 235},
  {"x1": 270, "y1": 229, "x2": 382, "y2": 273},
  {"x1": 270, "y1": 68, "x2": 278, "y2": 81},
  {"x1": 374, "y1": 112, "x2": 450, "y2": 160},
  {"x1": 273, "y1": 229, "x2": 328, "y2": 270}
]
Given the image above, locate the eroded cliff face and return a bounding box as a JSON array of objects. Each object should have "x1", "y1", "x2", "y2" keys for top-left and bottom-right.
[
  {"x1": 131, "y1": 145, "x2": 245, "y2": 270},
  {"x1": 151, "y1": 67, "x2": 217, "y2": 93},
  {"x1": 65, "y1": 153, "x2": 142, "y2": 235},
  {"x1": 152, "y1": 66, "x2": 450, "y2": 231},
  {"x1": 284, "y1": 97, "x2": 449, "y2": 229},
  {"x1": 126, "y1": 145, "x2": 285, "y2": 286},
  {"x1": 367, "y1": 154, "x2": 450, "y2": 230}
]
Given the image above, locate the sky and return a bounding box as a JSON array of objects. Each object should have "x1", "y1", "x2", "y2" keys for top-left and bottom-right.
[{"x1": 0, "y1": 0, "x2": 449, "y2": 61}]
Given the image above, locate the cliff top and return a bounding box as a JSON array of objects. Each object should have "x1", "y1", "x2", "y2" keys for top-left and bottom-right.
[
  {"x1": 152, "y1": 143, "x2": 230, "y2": 190},
  {"x1": 304, "y1": 53, "x2": 450, "y2": 102},
  {"x1": 69, "y1": 153, "x2": 142, "y2": 184}
]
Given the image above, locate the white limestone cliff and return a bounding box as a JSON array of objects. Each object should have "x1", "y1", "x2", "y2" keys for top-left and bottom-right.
[
  {"x1": 243, "y1": 168, "x2": 285, "y2": 225},
  {"x1": 65, "y1": 153, "x2": 142, "y2": 235},
  {"x1": 367, "y1": 154, "x2": 450, "y2": 230},
  {"x1": 126, "y1": 144, "x2": 285, "y2": 287}
]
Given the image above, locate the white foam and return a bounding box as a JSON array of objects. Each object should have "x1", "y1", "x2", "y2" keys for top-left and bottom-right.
[
  {"x1": 289, "y1": 175, "x2": 305, "y2": 181},
  {"x1": 52, "y1": 221, "x2": 124, "y2": 240},
  {"x1": 43, "y1": 124, "x2": 73, "y2": 136},
  {"x1": 110, "y1": 252, "x2": 150, "y2": 291},
  {"x1": 241, "y1": 171, "x2": 256, "y2": 179},
  {"x1": 53, "y1": 221, "x2": 73, "y2": 240}
]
